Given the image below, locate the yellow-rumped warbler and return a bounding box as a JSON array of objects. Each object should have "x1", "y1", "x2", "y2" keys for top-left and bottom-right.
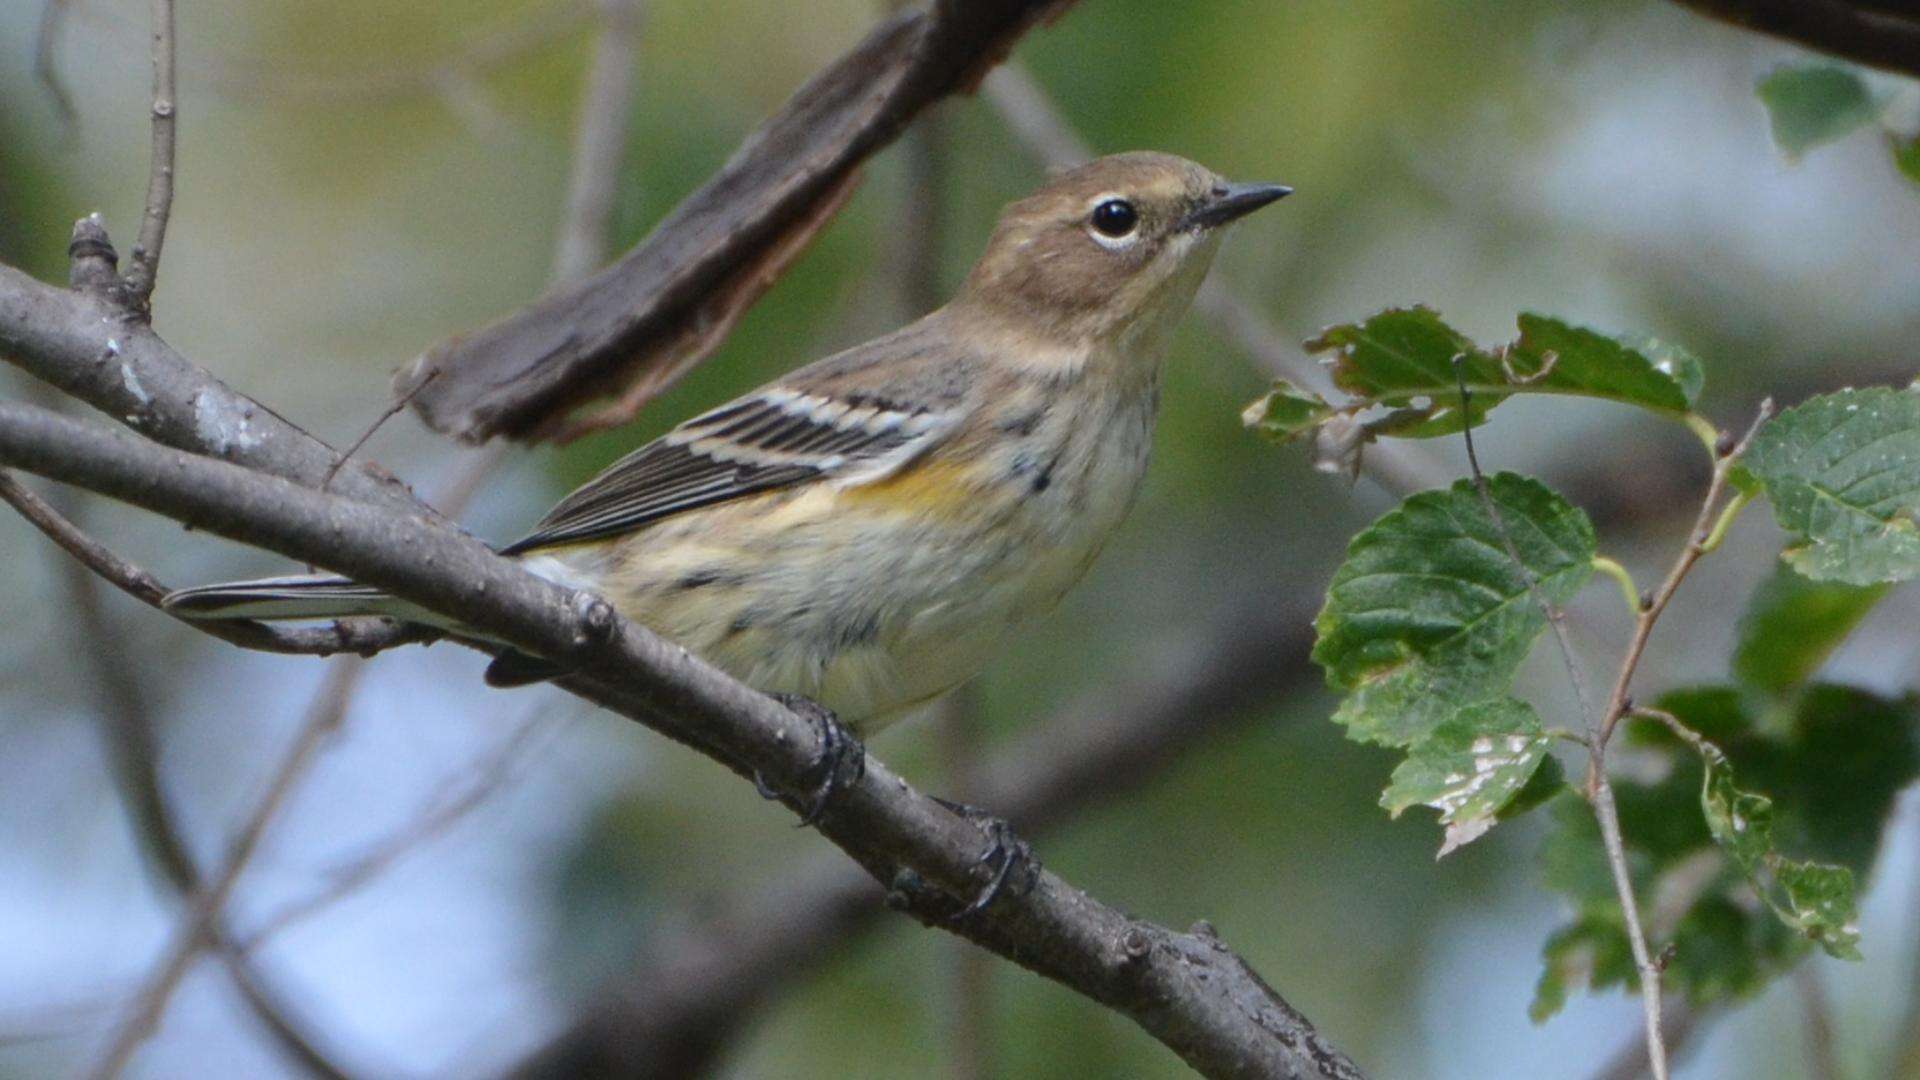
[{"x1": 164, "y1": 152, "x2": 1289, "y2": 733}]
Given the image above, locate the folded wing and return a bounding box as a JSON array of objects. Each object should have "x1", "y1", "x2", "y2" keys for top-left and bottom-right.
[{"x1": 501, "y1": 387, "x2": 959, "y2": 555}]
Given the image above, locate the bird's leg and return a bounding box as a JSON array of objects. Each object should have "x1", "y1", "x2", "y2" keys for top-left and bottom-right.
[
  {"x1": 753, "y1": 693, "x2": 866, "y2": 826},
  {"x1": 933, "y1": 797, "x2": 1038, "y2": 918}
]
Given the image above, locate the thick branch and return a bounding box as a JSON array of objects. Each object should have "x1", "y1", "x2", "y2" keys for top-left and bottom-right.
[
  {"x1": 0, "y1": 258, "x2": 430, "y2": 517},
  {"x1": 512, "y1": 588, "x2": 1322, "y2": 1076},
  {"x1": 396, "y1": 0, "x2": 1077, "y2": 442},
  {"x1": 0, "y1": 400, "x2": 1363, "y2": 1080},
  {"x1": 1667, "y1": 0, "x2": 1920, "y2": 79}
]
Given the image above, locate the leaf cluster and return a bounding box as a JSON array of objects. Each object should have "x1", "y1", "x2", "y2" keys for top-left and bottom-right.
[{"x1": 1269, "y1": 303, "x2": 1920, "y2": 1021}]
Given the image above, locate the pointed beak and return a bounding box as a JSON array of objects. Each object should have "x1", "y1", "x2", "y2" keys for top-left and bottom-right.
[{"x1": 1179, "y1": 182, "x2": 1292, "y2": 232}]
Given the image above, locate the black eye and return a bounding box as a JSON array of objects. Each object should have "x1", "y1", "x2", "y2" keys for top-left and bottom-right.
[{"x1": 1090, "y1": 198, "x2": 1139, "y2": 238}]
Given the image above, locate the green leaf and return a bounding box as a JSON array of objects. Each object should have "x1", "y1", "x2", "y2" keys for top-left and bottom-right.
[
  {"x1": 1745, "y1": 684, "x2": 1920, "y2": 874},
  {"x1": 1314, "y1": 473, "x2": 1597, "y2": 746},
  {"x1": 1538, "y1": 683, "x2": 1915, "y2": 1015},
  {"x1": 1499, "y1": 752, "x2": 1568, "y2": 823},
  {"x1": 1895, "y1": 134, "x2": 1920, "y2": 186},
  {"x1": 1742, "y1": 386, "x2": 1920, "y2": 585},
  {"x1": 1513, "y1": 315, "x2": 1698, "y2": 412},
  {"x1": 1303, "y1": 308, "x2": 1700, "y2": 440},
  {"x1": 1757, "y1": 65, "x2": 1882, "y2": 160},
  {"x1": 1776, "y1": 863, "x2": 1861, "y2": 959},
  {"x1": 1700, "y1": 745, "x2": 1861, "y2": 959},
  {"x1": 1533, "y1": 912, "x2": 1635, "y2": 1022},
  {"x1": 1732, "y1": 567, "x2": 1888, "y2": 698},
  {"x1": 1381, "y1": 699, "x2": 1551, "y2": 857},
  {"x1": 1241, "y1": 379, "x2": 1337, "y2": 442},
  {"x1": 1615, "y1": 333, "x2": 1706, "y2": 406}
]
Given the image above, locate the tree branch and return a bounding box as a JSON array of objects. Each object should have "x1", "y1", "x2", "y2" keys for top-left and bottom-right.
[
  {"x1": 87, "y1": 660, "x2": 365, "y2": 1080},
  {"x1": 0, "y1": 397, "x2": 1363, "y2": 1080},
  {"x1": 0, "y1": 470, "x2": 432, "y2": 656},
  {"x1": 395, "y1": 0, "x2": 1079, "y2": 443},
  {"x1": 121, "y1": 0, "x2": 177, "y2": 309},
  {"x1": 1666, "y1": 0, "x2": 1920, "y2": 79},
  {"x1": 0, "y1": 253, "x2": 432, "y2": 517},
  {"x1": 509, "y1": 585, "x2": 1325, "y2": 1076}
]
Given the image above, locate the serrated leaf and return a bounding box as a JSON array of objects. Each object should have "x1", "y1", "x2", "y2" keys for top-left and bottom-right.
[
  {"x1": 1381, "y1": 699, "x2": 1551, "y2": 857},
  {"x1": 1732, "y1": 567, "x2": 1888, "y2": 698},
  {"x1": 1314, "y1": 473, "x2": 1597, "y2": 746},
  {"x1": 1742, "y1": 386, "x2": 1920, "y2": 585},
  {"x1": 1304, "y1": 308, "x2": 1700, "y2": 440},
  {"x1": 1242, "y1": 379, "x2": 1337, "y2": 442},
  {"x1": 1757, "y1": 65, "x2": 1882, "y2": 159},
  {"x1": 1700, "y1": 745, "x2": 1861, "y2": 959},
  {"x1": 1512, "y1": 315, "x2": 1697, "y2": 413}
]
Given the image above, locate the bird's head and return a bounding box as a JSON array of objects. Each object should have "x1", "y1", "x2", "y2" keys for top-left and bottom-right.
[{"x1": 956, "y1": 151, "x2": 1289, "y2": 352}]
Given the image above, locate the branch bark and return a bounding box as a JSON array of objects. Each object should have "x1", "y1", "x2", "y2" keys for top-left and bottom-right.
[
  {"x1": 395, "y1": 0, "x2": 1077, "y2": 443},
  {"x1": 509, "y1": 584, "x2": 1326, "y2": 1077},
  {"x1": 0, "y1": 255, "x2": 430, "y2": 517},
  {"x1": 1666, "y1": 0, "x2": 1920, "y2": 79},
  {"x1": 0, "y1": 394, "x2": 1363, "y2": 1080}
]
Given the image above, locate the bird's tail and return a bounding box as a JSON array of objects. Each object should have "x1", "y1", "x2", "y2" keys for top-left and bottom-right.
[
  {"x1": 161, "y1": 574, "x2": 436, "y2": 623},
  {"x1": 164, "y1": 574, "x2": 562, "y2": 686}
]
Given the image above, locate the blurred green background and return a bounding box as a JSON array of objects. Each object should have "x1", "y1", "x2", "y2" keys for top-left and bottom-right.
[{"x1": 2, "y1": 1, "x2": 1918, "y2": 1077}]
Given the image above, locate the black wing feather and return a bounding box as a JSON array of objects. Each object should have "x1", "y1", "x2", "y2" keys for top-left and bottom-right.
[{"x1": 499, "y1": 392, "x2": 945, "y2": 555}]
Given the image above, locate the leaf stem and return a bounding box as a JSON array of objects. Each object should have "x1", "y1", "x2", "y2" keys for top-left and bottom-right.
[
  {"x1": 1700, "y1": 489, "x2": 1753, "y2": 555},
  {"x1": 1684, "y1": 413, "x2": 1721, "y2": 458},
  {"x1": 1591, "y1": 556, "x2": 1640, "y2": 617}
]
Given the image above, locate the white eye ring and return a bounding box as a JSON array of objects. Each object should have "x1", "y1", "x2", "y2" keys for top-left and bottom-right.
[{"x1": 1086, "y1": 193, "x2": 1140, "y2": 249}]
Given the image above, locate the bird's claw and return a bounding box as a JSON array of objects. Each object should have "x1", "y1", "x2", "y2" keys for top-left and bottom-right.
[
  {"x1": 935, "y1": 797, "x2": 1037, "y2": 918},
  {"x1": 754, "y1": 694, "x2": 865, "y2": 826}
]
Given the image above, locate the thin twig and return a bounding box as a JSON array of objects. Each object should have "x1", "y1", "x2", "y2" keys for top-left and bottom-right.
[
  {"x1": 239, "y1": 708, "x2": 557, "y2": 950},
  {"x1": 17, "y1": 482, "x2": 353, "y2": 1076},
  {"x1": 1451, "y1": 358, "x2": 1599, "y2": 728},
  {"x1": 33, "y1": 0, "x2": 79, "y2": 132},
  {"x1": 551, "y1": 0, "x2": 644, "y2": 282},
  {"x1": 1572, "y1": 399, "x2": 1774, "y2": 1080},
  {"x1": 319, "y1": 369, "x2": 438, "y2": 492},
  {"x1": 1590, "y1": 772, "x2": 1669, "y2": 1080},
  {"x1": 122, "y1": 0, "x2": 176, "y2": 308},
  {"x1": 1591, "y1": 402, "x2": 1772, "y2": 752},
  {"x1": 0, "y1": 469, "x2": 432, "y2": 657},
  {"x1": 86, "y1": 660, "x2": 367, "y2": 1080},
  {"x1": 1587, "y1": 1002, "x2": 1706, "y2": 1080}
]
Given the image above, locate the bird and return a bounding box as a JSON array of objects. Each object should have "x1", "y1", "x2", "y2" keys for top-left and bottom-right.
[{"x1": 164, "y1": 152, "x2": 1290, "y2": 738}]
